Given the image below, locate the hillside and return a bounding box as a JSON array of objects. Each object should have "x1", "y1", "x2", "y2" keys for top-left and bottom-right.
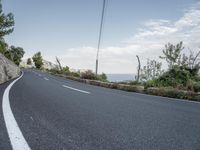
[
  {"x1": 0, "y1": 53, "x2": 20, "y2": 84},
  {"x1": 20, "y1": 59, "x2": 59, "y2": 70}
]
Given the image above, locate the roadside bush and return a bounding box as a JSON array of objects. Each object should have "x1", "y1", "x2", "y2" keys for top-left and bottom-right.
[
  {"x1": 81, "y1": 70, "x2": 97, "y2": 80},
  {"x1": 146, "y1": 87, "x2": 197, "y2": 99},
  {"x1": 186, "y1": 79, "x2": 194, "y2": 91},
  {"x1": 97, "y1": 73, "x2": 107, "y2": 82},
  {"x1": 148, "y1": 66, "x2": 200, "y2": 90},
  {"x1": 192, "y1": 76, "x2": 200, "y2": 82},
  {"x1": 129, "y1": 80, "x2": 141, "y2": 85},
  {"x1": 164, "y1": 89, "x2": 187, "y2": 99},
  {"x1": 144, "y1": 80, "x2": 157, "y2": 89},
  {"x1": 117, "y1": 84, "x2": 144, "y2": 93},
  {"x1": 194, "y1": 82, "x2": 200, "y2": 92},
  {"x1": 157, "y1": 66, "x2": 189, "y2": 87},
  {"x1": 48, "y1": 68, "x2": 60, "y2": 74},
  {"x1": 70, "y1": 72, "x2": 80, "y2": 77},
  {"x1": 62, "y1": 66, "x2": 70, "y2": 75}
]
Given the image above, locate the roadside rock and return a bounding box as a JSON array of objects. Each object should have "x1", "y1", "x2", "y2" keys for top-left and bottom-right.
[{"x1": 0, "y1": 53, "x2": 20, "y2": 84}]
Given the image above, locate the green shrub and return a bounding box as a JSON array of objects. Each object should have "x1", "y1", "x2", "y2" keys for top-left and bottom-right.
[
  {"x1": 164, "y1": 89, "x2": 187, "y2": 99},
  {"x1": 194, "y1": 82, "x2": 200, "y2": 92},
  {"x1": 97, "y1": 73, "x2": 107, "y2": 82},
  {"x1": 147, "y1": 66, "x2": 200, "y2": 90},
  {"x1": 62, "y1": 66, "x2": 70, "y2": 75},
  {"x1": 146, "y1": 87, "x2": 197, "y2": 99},
  {"x1": 81, "y1": 70, "x2": 97, "y2": 80},
  {"x1": 186, "y1": 79, "x2": 194, "y2": 91},
  {"x1": 117, "y1": 84, "x2": 144, "y2": 92},
  {"x1": 70, "y1": 72, "x2": 80, "y2": 77},
  {"x1": 48, "y1": 68, "x2": 60, "y2": 74},
  {"x1": 192, "y1": 76, "x2": 200, "y2": 82},
  {"x1": 129, "y1": 80, "x2": 141, "y2": 85},
  {"x1": 144, "y1": 80, "x2": 158, "y2": 89}
]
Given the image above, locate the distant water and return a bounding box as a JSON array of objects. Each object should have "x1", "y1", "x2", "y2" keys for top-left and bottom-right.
[{"x1": 106, "y1": 74, "x2": 135, "y2": 82}]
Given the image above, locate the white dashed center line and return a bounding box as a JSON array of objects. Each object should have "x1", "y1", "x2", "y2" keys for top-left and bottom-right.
[{"x1": 62, "y1": 85, "x2": 90, "y2": 94}]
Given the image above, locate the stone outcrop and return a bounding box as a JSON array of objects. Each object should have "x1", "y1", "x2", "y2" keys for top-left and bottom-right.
[
  {"x1": 20, "y1": 59, "x2": 59, "y2": 70},
  {"x1": 42, "y1": 60, "x2": 59, "y2": 70},
  {"x1": 0, "y1": 53, "x2": 20, "y2": 84}
]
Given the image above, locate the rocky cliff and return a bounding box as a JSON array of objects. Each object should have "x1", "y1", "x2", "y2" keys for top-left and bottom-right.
[
  {"x1": 20, "y1": 59, "x2": 59, "y2": 70},
  {"x1": 0, "y1": 53, "x2": 20, "y2": 84}
]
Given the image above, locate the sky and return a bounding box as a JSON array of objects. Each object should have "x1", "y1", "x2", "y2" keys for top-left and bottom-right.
[{"x1": 2, "y1": 0, "x2": 200, "y2": 73}]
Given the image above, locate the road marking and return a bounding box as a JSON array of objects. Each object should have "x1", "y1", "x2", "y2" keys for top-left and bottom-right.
[
  {"x1": 62, "y1": 85, "x2": 90, "y2": 94},
  {"x1": 44, "y1": 77, "x2": 49, "y2": 81},
  {"x1": 2, "y1": 72, "x2": 31, "y2": 150}
]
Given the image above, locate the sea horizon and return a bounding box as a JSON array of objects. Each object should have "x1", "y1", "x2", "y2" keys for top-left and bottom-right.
[{"x1": 106, "y1": 74, "x2": 135, "y2": 82}]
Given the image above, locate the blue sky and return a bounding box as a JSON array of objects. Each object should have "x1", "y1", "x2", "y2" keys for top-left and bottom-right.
[{"x1": 2, "y1": 0, "x2": 200, "y2": 73}]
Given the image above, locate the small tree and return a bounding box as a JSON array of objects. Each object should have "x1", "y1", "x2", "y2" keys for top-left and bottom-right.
[
  {"x1": 0, "y1": 0, "x2": 14, "y2": 55},
  {"x1": 4, "y1": 46, "x2": 25, "y2": 66},
  {"x1": 32, "y1": 52, "x2": 43, "y2": 69},
  {"x1": 0, "y1": 1, "x2": 14, "y2": 37},
  {"x1": 27, "y1": 58, "x2": 32, "y2": 65},
  {"x1": 160, "y1": 41, "x2": 184, "y2": 69},
  {"x1": 140, "y1": 59, "x2": 163, "y2": 81},
  {"x1": 62, "y1": 66, "x2": 70, "y2": 74},
  {"x1": 0, "y1": 38, "x2": 8, "y2": 54}
]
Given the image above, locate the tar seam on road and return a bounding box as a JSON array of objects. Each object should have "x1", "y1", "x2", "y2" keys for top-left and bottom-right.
[
  {"x1": 2, "y1": 72, "x2": 31, "y2": 150},
  {"x1": 62, "y1": 85, "x2": 91, "y2": 94}
]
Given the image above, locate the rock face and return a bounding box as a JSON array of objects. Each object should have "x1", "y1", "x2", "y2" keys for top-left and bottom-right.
[
  {"x1": 20, "y1": 59, "x2": 58, "y2": 70},
  {"x1": 43, "y1": 60, "x2": 59, "y2": 70},
  {"x1": 0, "y1": 53, "x2": 20, "y2": 84}
]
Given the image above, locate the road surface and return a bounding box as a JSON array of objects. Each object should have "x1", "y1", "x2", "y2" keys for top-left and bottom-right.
[{"x1": 0, "y1": 69, "x2": 200, "y2": 150}]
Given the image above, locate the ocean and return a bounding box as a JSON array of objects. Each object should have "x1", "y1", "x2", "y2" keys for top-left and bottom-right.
[{"x1": 106, "y1": 74, "x2": 135, "y2": 82}]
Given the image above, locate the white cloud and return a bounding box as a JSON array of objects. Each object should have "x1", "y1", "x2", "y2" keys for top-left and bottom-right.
[{"x1": 47, "y1": 3, "x2": 200, "y2": 74}]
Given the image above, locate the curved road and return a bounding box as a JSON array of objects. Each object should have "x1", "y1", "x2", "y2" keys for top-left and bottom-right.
[{"x1": 0, "y1": 69, "x2": 200, "y2": 150}]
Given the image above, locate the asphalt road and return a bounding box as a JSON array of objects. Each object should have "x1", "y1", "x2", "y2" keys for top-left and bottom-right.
[{"x1": 1, "y1": 69, "x2": 200, "y2": 150}]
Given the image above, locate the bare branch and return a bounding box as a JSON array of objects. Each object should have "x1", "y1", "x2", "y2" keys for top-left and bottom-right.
[{"x1": 55, "y1": 56, "x2": 62, "y2": 70}]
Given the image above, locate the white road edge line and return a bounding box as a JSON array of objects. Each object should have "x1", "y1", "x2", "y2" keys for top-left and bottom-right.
[
  {"x1": 44, "y1": 77, "x2": 49, "y2": 81},
  {"x1": 62, "y1": 85, "x2": 90, "y2": 94},
  {"x1": 2, "y1": 72, "x2": 31, "y2": 150}
]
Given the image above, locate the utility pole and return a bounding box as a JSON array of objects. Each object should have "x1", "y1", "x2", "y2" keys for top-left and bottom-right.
[{"x1": 96, "y1": 0, "x2": 106, "y2": 75}]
